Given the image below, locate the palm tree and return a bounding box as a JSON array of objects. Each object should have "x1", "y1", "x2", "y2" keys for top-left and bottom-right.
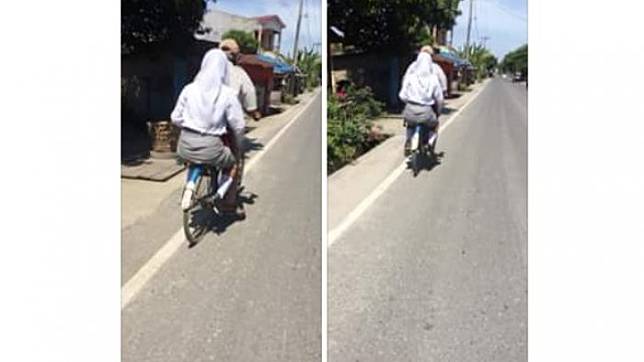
[{"x1": 459, "y1": 43, "x2": 497, "y2": 80}]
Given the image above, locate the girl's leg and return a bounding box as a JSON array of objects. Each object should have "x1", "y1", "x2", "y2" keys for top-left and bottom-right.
[
  {"x1": 220, "y1": 161, "x2": 245, "y2": 218},
  {"x1": 181, "y1": 164, "x2": 203, "y2": 210},
  {"x1": 404, "y1": 125, "x2": 415, "y2": 155}
]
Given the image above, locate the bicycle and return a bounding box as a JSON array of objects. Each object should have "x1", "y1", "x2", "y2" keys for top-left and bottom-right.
[
  {"x1": 407, "y1": 120, "x2": 438, "y2": 177},
  {"x1": 180, "y1": 134, "x2": 243, "y2": 245}
]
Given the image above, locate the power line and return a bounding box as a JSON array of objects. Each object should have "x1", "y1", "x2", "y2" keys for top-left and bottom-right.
[
  {"x1": 495, "y1": 4, "x2": 527, "y2": 21},
  {"x1": 480, "y1": 0, "x2": 527, "y2": 22}
]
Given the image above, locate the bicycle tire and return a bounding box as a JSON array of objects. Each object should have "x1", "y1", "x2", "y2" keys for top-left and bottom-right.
[{"x1": 183, "y1": 173, "x2": 212, "y2": 245}]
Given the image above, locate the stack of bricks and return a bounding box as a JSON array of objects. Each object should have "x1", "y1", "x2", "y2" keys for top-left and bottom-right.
[{"x1": 150, "y1": 121, "x2": 179, "y2": 153}]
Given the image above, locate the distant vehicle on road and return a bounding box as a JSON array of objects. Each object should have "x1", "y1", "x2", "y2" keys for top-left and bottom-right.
[{"x1": 513, "y1": 72, "x2": 526, "y2": 82}]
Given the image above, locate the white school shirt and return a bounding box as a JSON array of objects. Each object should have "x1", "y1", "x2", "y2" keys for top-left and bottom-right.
[{"x1": 171, "y1": 84, "x2": 245, "y2": 136}]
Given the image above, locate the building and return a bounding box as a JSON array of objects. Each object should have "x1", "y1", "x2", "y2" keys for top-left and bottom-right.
[
  {"x1": 196, "y1": 9, "x2": 286, "y2": 53},
  {"x1": 122, "y1": 9, "x2": 288, "y2": 161},
  {"x1": 253, "y1": 15, "x2": 287, "y2": 52}
]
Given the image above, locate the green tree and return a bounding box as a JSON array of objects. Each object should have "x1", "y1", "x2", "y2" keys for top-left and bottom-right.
[
  {"x1": 328, "y1": 0, "x2": 462, "y2": 54},
  {"x1": 121, "y1": 0, "x2": 212, "y2": 55},
  {"x1": 221, "y1": 29, "x2": 259, "y2": 54},
  {"x1": 458, "y1": 43, "x2": 497, "y2": 80},
  {"x1": 295, "y1": 48, "x2": 322, "y2": 90},
  {"x1": 500, "y1": 44, "x2": 528, "y2": 75}
]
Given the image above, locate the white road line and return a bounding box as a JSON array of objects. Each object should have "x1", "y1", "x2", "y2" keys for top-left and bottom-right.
[
  {"x1": 122, "y1": 91, "x2": 320, "y2": 309},
  {"x1": 328, "y1": 82, "x2": 489, "y2": 247},
  {"x1": 244, "y1": 92, "x2": 319, "y2": 171}
]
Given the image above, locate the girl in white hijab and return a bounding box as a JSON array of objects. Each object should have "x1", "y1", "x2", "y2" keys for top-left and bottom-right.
[
  {"x1": 399, "y1": 51, "x2": 444, "y2": 155},
  {"x1": 171, "y1": 48, "x2": 246, "y2": 215}
]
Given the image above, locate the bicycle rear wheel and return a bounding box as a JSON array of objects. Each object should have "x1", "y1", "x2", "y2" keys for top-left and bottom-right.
[{"x1": 183, "y1": 173, "x2": 214, "y2": 245}]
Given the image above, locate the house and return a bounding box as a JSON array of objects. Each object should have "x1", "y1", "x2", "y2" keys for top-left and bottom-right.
[
  {"x1": 253, "y1": 15, "x2": 286, "y2": 52},
  {"x1": 195, "y1": 10, "x2": 290, "y2": 111},
  {"x1": 329, "y1": 35, "x2": 472, "y2": 110},
  {"x1": 196, "y1": 9, "x2": 286, "y2": 53},
  {"x1": 122, "y1": 9, "x2": 288, "y2": 161},
  {"x1": 329, "y1": 25, "x2": 412, "y2": 110}
]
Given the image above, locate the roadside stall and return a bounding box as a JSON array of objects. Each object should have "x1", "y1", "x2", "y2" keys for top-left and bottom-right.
[
  {"x1": 256, "y1": 53, "x2": 298, "y2": 102},
  {"x1": 434, "y1": 46, "x2": 472, "y2": 93},
  {"x1": 237, "y1": 54, "x2": 274, "y2": 115}
]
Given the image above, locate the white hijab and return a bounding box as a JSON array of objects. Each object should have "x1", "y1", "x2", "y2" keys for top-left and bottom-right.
[
  {"x1": 399, "y1": 52, "x2": 440, "y2": 106},
  {"x1": 185, "y1": 49, "x2": 230, "y2": 123}
]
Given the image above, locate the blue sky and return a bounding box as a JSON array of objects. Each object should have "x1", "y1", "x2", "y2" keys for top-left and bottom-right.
[
  {"x1": 451, "y1": 0, "x2": 527, "y2": 59},
  {"x1": 210, "y1": 0, "x2": 321, "y2": 56},
  {"x1": 208, "y1": 0, "x2": 523, "y2": 60}
]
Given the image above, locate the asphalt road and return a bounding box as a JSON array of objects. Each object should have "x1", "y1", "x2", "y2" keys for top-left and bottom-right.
[
  {"x1": 329, "y1": 79, "x2": 527, "y2": 361},
  {"x1": 122, "y1": 94, "x2": 321, "y2": 362}
]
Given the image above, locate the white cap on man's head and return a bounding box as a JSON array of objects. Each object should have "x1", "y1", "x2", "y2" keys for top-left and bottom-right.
[{"x1": 420, "y1": 45, "x2": 434, "y2": 55}]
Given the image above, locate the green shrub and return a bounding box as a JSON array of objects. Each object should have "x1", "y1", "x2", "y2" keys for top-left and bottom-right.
[
  {"x1": 327, "y1": 85, "x2": 384, "y2": 173},
  {"x1": 457, "y1": 82, "x2": 471, "y2": 92},
  {"x1": 343, "y1": 85, "x2": 383, "y2": 118}
]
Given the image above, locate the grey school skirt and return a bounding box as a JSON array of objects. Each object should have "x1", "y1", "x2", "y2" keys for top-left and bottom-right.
[
  {"x1": 177, "y1": 129, "x2": 236, "y2": 168},
  {"x1": 403, "y1": 103, "x2": 438, "y2": 126}
]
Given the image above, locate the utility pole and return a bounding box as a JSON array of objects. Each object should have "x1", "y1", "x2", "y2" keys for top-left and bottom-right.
[
  {"x1": 464, "y1": 0, "x2": 474, "y2": 58},
  {"x1": 289, "y1": 0, "x2": 304, "y2": 96},
  {"x1": 292, "y1": 0, "x2": 304, "y2": 66}
]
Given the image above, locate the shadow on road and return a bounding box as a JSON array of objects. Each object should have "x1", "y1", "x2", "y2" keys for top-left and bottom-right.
[
  {"x1": 406, "y1": 150, "x2": 446, "y2": 177},
  {"x1": 441, "y1": 107, "x2": 456, "y2": 116},
  {"x1": 187, "y1": 188, "x2": 259, "y2": 249},
  {"x1": 241, "y1": 136, "x2": 264, "y2": 155}
]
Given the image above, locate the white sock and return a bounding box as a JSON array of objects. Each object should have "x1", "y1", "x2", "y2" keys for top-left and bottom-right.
[
  {"x1": 428, "y1": 132, "x2": 437, "y2": 145},
  {"x1": 216, "y1": 174, "x2": 233, "y2": 199},
  {"x1": 181, "y1": 183, "x2": 195, "y2": 210}
]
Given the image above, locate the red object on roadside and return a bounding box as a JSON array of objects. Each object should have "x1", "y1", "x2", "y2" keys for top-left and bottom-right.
[
  {"x1": 237, "y1": 54, "x2": 274, "y2": 115},
  {"x1": 432, "y1": 54, "x2": 455, "y2": 97}
]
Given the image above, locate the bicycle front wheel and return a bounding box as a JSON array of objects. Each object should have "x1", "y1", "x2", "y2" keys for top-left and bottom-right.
[{"x1": 183, "y1": 174, "x2": 213, "y2": 245}]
